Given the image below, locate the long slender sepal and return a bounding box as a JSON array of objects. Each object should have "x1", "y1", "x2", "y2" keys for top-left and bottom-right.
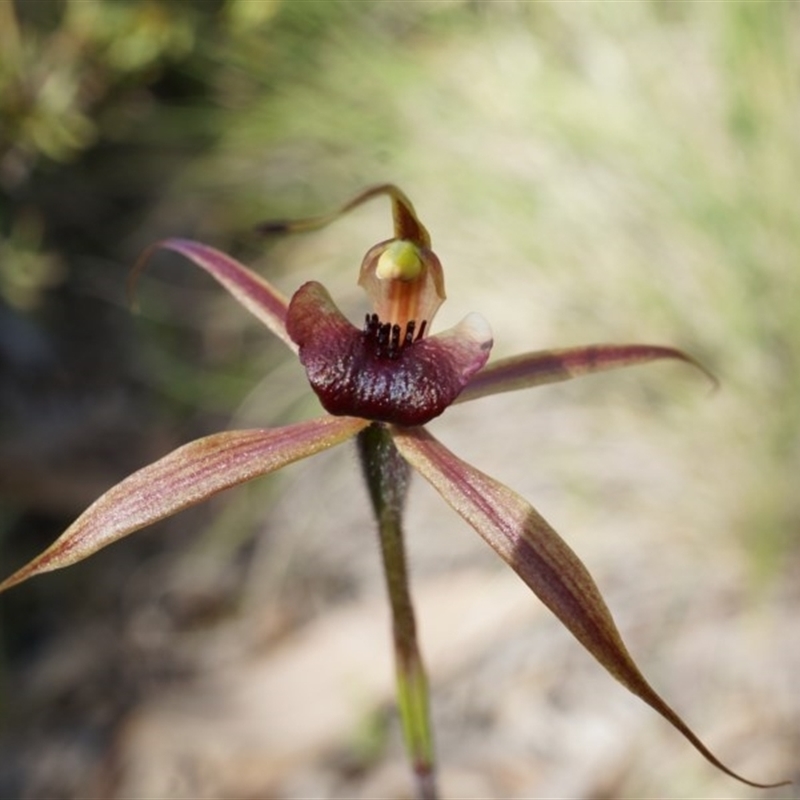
[
  {"x1": 0, "y1": 416, "x2": 368, "y2": 592},
  {"x1": 357, "y1": 423, "x2": 437, "y2": 800},
  {"x1": 457, "y1": 343, "x2": 716, "y2": 404},
  {"x1": 257, "y1": 184, "x2": 431, "y2": 248},
  {"x1": 391, "y1": 425, "x2": 788, "y2": 791},
  {"x1": 130, "y1": 238, "x2": 297, "y2": 352}
]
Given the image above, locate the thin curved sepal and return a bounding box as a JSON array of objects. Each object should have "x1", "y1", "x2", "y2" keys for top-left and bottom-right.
[
  {"x1": 456, "y1": 344, "x2": 717, "y2": 404},
  {"x1": 256, "y1": 183, "x2": 431, "y2": 248},
  {"x1": 0, "y1": 416, "x2": 368, "y2": 593},
  {"x1": 391, "y1": 425, "x2": 788, "y2": 790},
  {"x1": 130, "y1": 238, "x2": 297, "y2": 352}
]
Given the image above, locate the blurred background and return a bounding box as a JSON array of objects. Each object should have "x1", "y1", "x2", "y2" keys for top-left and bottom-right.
[{"x1": 1, "y1": 1, "x2": 798, "y2": 797}]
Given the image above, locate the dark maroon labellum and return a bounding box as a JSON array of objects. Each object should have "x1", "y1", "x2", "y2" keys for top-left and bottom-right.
[
  {"x1": 299, "y1": 325, "x2": 468, "y2": 427},
  {"x1": 286, "y1": 282, "x2": 487, "y2": 427}
]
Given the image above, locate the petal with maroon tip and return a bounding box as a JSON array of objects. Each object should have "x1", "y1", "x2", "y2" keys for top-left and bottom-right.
[
  {"x1": 131, "y1": 238, "x2": 297, "y2": 352},
  {"x1": 287, "y1": 282, "x2": 493, "y2": 426},
  {"x1": 456, "y1": 344, "x2": 717, "y2": 404},
  {"x1": 391, "y1": 425, "x2": 787, "y2": 790},
  {"x1": 0, "y1": 416, "x2": 368, "y2": 593}
]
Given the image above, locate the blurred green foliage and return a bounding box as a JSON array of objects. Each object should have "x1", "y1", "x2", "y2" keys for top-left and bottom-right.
[{"x1": 1, "y1": 0, "x2": 196, "y2": 308}]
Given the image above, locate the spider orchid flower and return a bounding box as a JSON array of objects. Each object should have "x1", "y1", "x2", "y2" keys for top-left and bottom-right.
[{"x1": 0, "y1": 185, "x2": 785, "y2": 799}]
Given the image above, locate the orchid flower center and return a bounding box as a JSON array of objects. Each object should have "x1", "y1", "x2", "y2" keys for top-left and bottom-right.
[{"x1": 283, "y1": 186, "x2": 492, "y2": 426}]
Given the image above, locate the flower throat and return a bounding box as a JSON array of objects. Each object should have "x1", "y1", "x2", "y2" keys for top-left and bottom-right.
[{"x1": 363, "y1": 314, "x2": 427, "y2": 360}]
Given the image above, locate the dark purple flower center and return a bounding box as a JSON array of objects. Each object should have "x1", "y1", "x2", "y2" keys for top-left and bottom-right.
[{"x1": 286, "y1": 282, "x2": 492, "y2": 427}]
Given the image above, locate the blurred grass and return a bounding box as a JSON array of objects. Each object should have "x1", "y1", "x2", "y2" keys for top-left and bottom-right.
[{"x1": 1, "y1": 1, "x2": 798, "y2": 797}]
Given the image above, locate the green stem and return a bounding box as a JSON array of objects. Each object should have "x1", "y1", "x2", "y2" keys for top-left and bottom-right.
[{"x1": 357, "y1": 423, "x2": 437, "y2": 800}]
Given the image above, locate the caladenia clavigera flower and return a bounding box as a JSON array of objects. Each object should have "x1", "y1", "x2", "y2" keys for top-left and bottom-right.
[{"x1": 0, "y1": 186, "x2": 787, "y2": 799}]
